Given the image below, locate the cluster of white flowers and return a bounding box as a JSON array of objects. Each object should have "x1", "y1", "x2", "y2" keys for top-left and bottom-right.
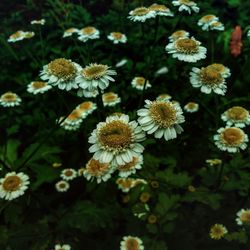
[{"x1": 198, "y1": 14, "x2": 224, "y2": 31}]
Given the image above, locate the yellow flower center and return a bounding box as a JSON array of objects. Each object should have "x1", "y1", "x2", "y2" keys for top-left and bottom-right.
[
  {"x1": 10, "y1": 31, "x2": 23, "y2": 39},
  {"x1": 59, "y1": 183, "x2": 66, "y2": 189},
  {"x1": 210, "y1": 224, "x2": 226, "y2": 239},
  {"x1": 179, "y1": 0, "x2": 194, "y2": 5},
  {"x1": 103, "y1": 93, "x2": 117, "y2": 102},
  {"x1": 86, "y1": 159, "x2": 110, "y2": 177},
  {"x1": 2, "y1": 92, "x2": 17, "y2": 102},
  {"x1": 186, "y1": 102, "x2": 197, "y2": 109},
  {"x1": 81, "y1": 26, "x2": 96, "y2": 35},
  {"x1": 240, "y1": 211, "x2": 250, "y2": 223},
  {"x1": 208, "y1": 63, "x2": 226, "y2": 73},
  {"x1": 227, "y1": 106, "x2": 248, "y2": 121},
  {"x1": 211, "y1": 21, "x2": 221, "y2": 27},
  {"x1": 175, "y1": 38, "x2": 199, "y2": 54},
  {"x1": 199, "y1": 67, "x2": 223, "y2": 86},
  {"x1": 98, "y1": 121, "x2": 133, "y2": 150},
  {"x1": 149, "y1": 102, "x2": 177, "y2": 128},
  {"x1": 117, "y1": 178, "x2": 134, "y2": 189},
  {"x1": 48, "y1": 58, "x2": 77, "y2": 80},
  {"x1": 67, "y1": 110, "x2": 82, "y2": 121},
  {"x1": 172, "y1": 30, "x2": 187, "y2": 40},
  {"x1": 65, "y1": 28, "x2": 77, "y2": 33},
  {"x1": 78, "y1": 102, "x2": 93, "y2": 111},
  {"x1": 201, "y1": 15, "x2": 216, "y2": 22},
  {"x1": 82, "y1": 64, "x2": 108, "y2": 80},
  {"x1": 2, "y1": 176, "x2": 21, "y2": 191},
  {"x1": 64, "y1": 170, "x2": 73, "y2": 177},
  {"x1": 132, "y1": 7, "x2": 150, "y2": 16},
  {"x1": 118, "y1": 157, "x2": 138, "y2": 172},
  {"x1": 221, "y1": 127, "x2": 244, "y2": 146},
  {"x1": 135, "y1": 77, "x2": 146, "y2": 86},
  {"x1": 149, "y1": 4, "x2": 168, "y2": 12},
  {"x1": 125, "y1": 238, "x2": 140, "y2": 250},
  {"x1": 111, "y1": 32, "x2": 123, "y2": 40},
  {"x1": 32, "y1": 81, "x2": 47, "y2": 89}
]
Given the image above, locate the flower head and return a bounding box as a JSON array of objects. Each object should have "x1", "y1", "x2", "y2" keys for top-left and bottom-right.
[
  {"x1": 63, "y1": 28, "x2": 79, "y2": 38},
  {"x1": 30, "y1": 19, "x2": 45, "y2": 25},
  {"x1": 120, "y1": 236, "x2": 144, "y2": 250},
  {"x1": 128, "y1": 7, "x2": 156, "y2": 22},
  {"x1": 55, "y1": 180, "x2": 70, "y2": 192},
  {"x1": 156, "y1": 93, "x2": 172, "y2": 102},
  {"x1": 172, "y1": 0, "x2": 199, "y2": 14},
  {"x1": 0, "y1": 92, "x2": 21, "y2": 107},
  {"x1": 207, "y1": 63, "x2": 231, "y2": 78},
  {"x1": 55, "y1": 244, "x2": 71, "y2": 250},
  {"x1": 236, "y1": 209, "x2": 250, "y2": 226},
  {"x1": 131, "y1": 77, "x2": 151, "y2": 90},
  {"x1": 148, "y1": 4, "x2": 174, "y2": 17},
  {"x1": 60, "y1": 168, "x2": 77, "y2": 181},
  {"x1": 8, "y1": 30, "x2": 35, "y2": 42},
  {"x1": 59, "y1": 109, "x2": 83, "y2": 131},
  {"x1": 76, "y1": 101, "x2": 97, "y2": 118},
  {"x1": 27, "y1": 81, "x2": 52, "y2": 94},
  {"x1": 184, "y1": 102, "x2": 199, "y2": 113},
  {"x1": 197, "y1": 15, "x2": 219, "y2": 31},
  {"x1": 78, "y1": 26, "x2": 100, "y2": 42},
  {"x1": 102, "y1": 92, "x2": 121, "y2": 107},
  {"x1": 107, "y1": 32, "x2": 127, "y2": 44},
  {"x1": 116, "y1": 178, "x2": 147, "y2": 192},
  {"x1": 209, "y1": 224, "x2": 228, "y2": 240},
  {"x1": 169, "y1": 30, "x2": 190, "y2": 42},
  {"x1": 210, "y1": 21, "x2": 225, "y2": 31}
]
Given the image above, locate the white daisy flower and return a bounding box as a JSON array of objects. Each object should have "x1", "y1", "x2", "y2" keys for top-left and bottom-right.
[
  {"x1": 55, "y1": 180, "x2": 70, "y2": 192},
  {"x1": 236, "y1": 209, "x2": 250, "y2": 226},
  {"x1": 137, "y1": 100, "x2": 185, "y2": 141},
  {"x1": 40, "y1": 58, "x2": 82, "y2": 91},
  {"x1": 76, "y1": 101, "x2": 97, "y2": 118},
  {"x1": 210, "y1": 21, "x2": 225, "y2": 31},
  {"x1": 27, "y1": 81, "x2": 52, "y2": 94},
  {"x1": 207, "y1": 63, "x2": 231, "y2": 78},
  {"x1": 30, "y1": 19, "x2": 46, "y2": 25},
  {"x1": 117, "y1": 155, "x2": 143, "y2": 178},
  {"x1": 102, "y1": 92, "x2": 121, "y2": 107},
  {"x1": 83, "y1": 158, "x2": 115, "y2": 183},
  {"x1": 59, "y1": 109, "x2": 83, "y2": 131},
  {"x1": 60, "y1": 168, "x2": 77, "y2": 181},
  {"x1": 189, "y1": 66, "x2": 227, "y2": 95},
  {"x1": 184, "y1": 102, "x2": 199, "y2": 113},
  {"x1": 116, "y1": 59, "x2": 128, "y2": 68},
  {"x1": 166, "y1": 37, "x2": 207, "y2": 62},
  {"x1": 128, "y1": 7, "x2": 156, "y2": 22},
  {"x1": 76, "y1": 63, "x2": 117, "y2": 97},
  {"x1": 209, "y1": 224, "x2": 228, "y2": 240},
  {"x1": 63, "y1": 28, "x2": 79, "y2": 38},
  {"x1": 148, "y1": 4, "x2": 174, "y2": 17},
  {"x1": 88, "y1": 114, "x2": 146, "y2": 165},
  {"x1": 156, "y1": 93, "x2": 172, "y2": 102},
  {"x1": 169, "y1": 30, "x2": 190, "y2": 42},
  {"x1": 0, "y1": 172, "x2": 29, "y2": 200},
  {"x1": 197, "y1": 15, "x2": 218, "y2": 31},
  {"x1": 55, "y1": 244, "x2": 71, "y2": 250},
  {"x1": 214, "y1": 127, "x2": 248, "y2": 153},
  {"x1": 0, "y1": 92, "x2": 22, "y2": 107},
  {"x1": 172, "y1": 0, "x2": 199, "y2": 14},
  {"x1": 116, "y1": 178, "x2": 147, "y2": 192},
  {"x1": 131, "y1": 77, "x2": 151, "y2": 90},
  {"x1": 155, "y1": 66, "x2": 169, "y2": 76},
  {"x1": 221, "y1": 106, "x2": 250, "y2": 128},
  {"x1": 8, "y1": 30, "x2": 26, "y2": 42},
  {"x1": 120, "y1": 236, "x2": 144, "y2": 250},
  {"x1": 107, "y1": 32, "x2": 127, "y2": 44},
  {"x1": 78, "y1": 26, "x2": 100, "y2": 42}
]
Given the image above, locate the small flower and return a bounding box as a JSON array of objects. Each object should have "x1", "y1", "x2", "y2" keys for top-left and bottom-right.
[
  {"x1": 131, "y1": 77, "x2": 151, "y2": 90},
  {"x1": 148, "y1": 214, "x2": 157, "y2": 224},
  {"x1": 172, "y1": 0, "x2": 199, "y2": 14},
  {"x1": 55, "y1": 244, "x2": 71, "y2": 250},
  {"x1": 102, "y1": 92, "x2": 121, "y2": 107},
  {"x1": 78, "y1": 26, "x2": 100, "y2": 42},
  {"x1": 117, "y1": 155, "x2": 143, "y2": 178},
  {"x1": 169, "y1": 30, "x2": 190, "y2": 42},
  {"x1": 63, "y1": 28, "x2": 79, "y2": 38},
  {"x1": 83, "y1": 158, "x2": 114, "y2": 183},
  {"x1": 76, "y1": 101, "x2": 97, "y2": 118},
  {"x1": 148, "y1": 4, "x2": 174, "y2": 17},
  {"x1": 0, "y1": 92, "x2": 21, "y2": 107},
  {"x1": 221, "y1": 106, "x2": 250, "y2": 128},
  {"x1": 188, "y1": 185, "x2": 196, "y2": 192},
  {"x1": 116, "y1": 59, "x2": 128, "y2": 68},
  {"x1": 210, "y1": 21, "x2": 225, "y2": 31},
  {"x1": 0, "y1": 172, "x2": 29, "y2": 200},
  {"x1": 52, "y1": 162, "x2": 62, "y2": 168},
  {"x1": 206, "y1": 159, "x2": 222, "y2": 166},
  {"x1": 236, "y1": 209, "x2": 250, "y2": 226},
  {"x1": 209, "y1": 224, "x2": 228, "y2": 240},
  {"x1": 116, "y1": 178, "x2": 147, "y2": 192},
  {"x1": 214, "y1": 127, "x2": 248, "y2": 153},
  {"x1": 140, "y1": 192, "x2": 151, "y2": 203},
  {"x1": 27, "y1": 81, "x2": 52, "y2": 94},
  {"x1": 120, "y1": 236, "x2": 144, "y2": 250},
  {"x1": 8, "y1": 30, "x2": 35, "y2": 42},
  {"x1": 59, "y1": 109, "x2": 83, "y2": 131},
  {"x1": 40, "y1": 58, "x2": 82, "y2": 91},
  {"x1": 155, "y1": 66, "x2": 169, "y2": 76},
  {"x1": 128, "y1": 7, "x2": 156, "y2": 22},
  {"x1": 76, "y1": 63, "x2": 117, "y2": 98},
  {"x1": 207, "y1": 63, "x2": 231, "y2": 78},
  {"x1": 60, "y1": 168, "x2": 77, "y2": 181},
  {"x1": 184, "y1": 102, "x2": 199, "y2": 113},
  {"x1": 166, "y1": 37, "x2": 207, "y2": 62},
  {"x1": 197, "y1": 15, "x2": 218, "y2": 31},
  {"x1": 88, "y1": 114, "x2": 146, "y2": 165},
  {"x1": 189, "y1": 66, "x2": 227, "y2": 95},
  {"x1": 137, "y1": 100, "x2": 185, "y2": 141},
  {"x1": 30, "y1": 19, "x2": 45, "y2": 25},
  {"x1": 156, "y1": 93, "x2": 172, "y2": 102},
  {"x1": 107, "y1": 32, "x2": 127, "y2": 44},
  {"x1": 55, "y1": 180, "x2": 70, "y2": 192}
]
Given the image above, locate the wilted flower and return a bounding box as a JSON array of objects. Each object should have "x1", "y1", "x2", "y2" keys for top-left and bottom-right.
[
  {"x1": 107, "y1": 32, "x2": 127, "y2": 44},
  {"x1": 78, "y1": 26, "x2": 100, "y2": 42},
  {"x1": 169, "y1": 30, "x2": 190, "y2": 42},
  {"x1": 60, "y1": 168, "x2": 77, "y2": 181},
  {"x1": 166, "y1": 37, "x2": 207, "y2": 62},
  {"x1": 131, "y1": 77, "x2": 151, "y2": 90},
  {"x1": 55, "y1": 180, "x2": 70, "y2": 192},
  {"x1": 137, "y1": 100, "x2": 185, "y2": 141},
  {"x1": 214, "y1": 127, "x2": 248, "y2": 153},
  {"x1": 0, "y1": 92, "x2": 22, "y2": 107},
  {"x1": 209, "y1": 224, "x2": 228, "y2": 240},
  {"x1": 148, "y1": 4, "x2": 174, "y2": 17},
  {"x1": 128, "y1": 7, "x2": 156, "y2": 22},
  {"x1": 102, "y1": 92, "x2": 121, "y2": 107},
  {"x1": 63, "y1": 28, "x2": 79, "y2": 38},
  {"x1": 116, "y1": 59, "x2": 128, "y2": 67},
  {"x1": 230, "y1": 26, "x2": 243, "y2": 57},
  {"x1": 156, "y1": 93, "x2": 172, "y2": 102},
  {"x1": 172, "y1": 0, "x2": 199, "y2": 14},
  {"x1": 27, "y1": 81, "x2": 52, "y2": 94},
  {"x1": 120, "y1": 236, "x2": 144, "y2": 250},
  {"x1": 236, "y1": 209, "x2": 250, "y2": 226},
  {"x1": 0, "y1": 172, "x2": 29, "y2": 200},
  {"x1": 30, "y1": 19, "x2": 45, "y2": 25},
  {"x1": 184, "y1": 102, "x2": 199, "y2": 113}
]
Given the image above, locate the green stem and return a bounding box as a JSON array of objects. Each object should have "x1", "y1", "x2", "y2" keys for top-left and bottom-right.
[
  {"x1": 210, "y1": 33, "x2": 214, "y2": 63},
  {"x1": 0, "y1": 36, "x2": 19, "y2": 61},
  {"x1": 39, "y1": 27, "x2": 45, "y2": 64}
]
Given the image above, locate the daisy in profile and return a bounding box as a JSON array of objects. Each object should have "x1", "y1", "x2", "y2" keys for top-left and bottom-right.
[
  {"x1": 128, "y1": 7, "x2": 156, "y2": 22},
  {"x1": 55, "y1": 180, "x2": 70, "y2": 192},
  {"x1": 27, "y1": 81, "x2": 52, "y2": 94},
  {"x1": 117, "y1": 155, "x2": 143, "y2": 178},
  {"x1": 116, "y1": 59, "x2": 128, "y2": 68},
  {"x1": 55, "y1": 244, "x2": 71, "y2": 250},
  {"x1": 148, "y1": 4, "x2": 174, "y2": 17},
  {"x1": 30, "y1": 19, "x2": 45, "y2": 25},
  {"x1": 131, "y1": 77, "x2": 151, "y2": 90},
  {"x1": 214, "y1": 127, "x2": 248, "y2": 153},
  {"x1": 137, "y1": 100, "x2": 185, "y2": 141},
  {"x1": 156, "y1": 93, "x2": 172, "y2": 102},
  {"x1": 207, "y1": 63, "x2": 231, "y2": 78},
  {"x1": 236, "y1": 209, "x2": 250, "y2": 226},
  {"x1": 0, "y1": 172, "x2": 29, "y2": 200},
  {"x1": 40, "y1": 58, "x2": 82, "y2": 91},
  {"x1": 189, "y1": 66, "x2": 227, "y2": 95},
  {"x1": 8, "y1": 30, "x2": 27, "y2": 42},
  {"x1": 198, "y1": 15, "x2": 218, "y2": 31},
  {"x1": 165, "y1": 37, "x2": 207, "y2": 62},
  {"x1": 184, "y1": 102, "x2": 199, "y2": 113},
  {"x1": 23, "y1": 31, "x2": 35, "y2": 39},
  {"x1": 116, "y1": 178, "x2": 147, "y2": 192},
  {"x1": 102, "y1": 92, "x2": 121, "y2": 107},
  {"x1": 60, "y1": 168, "x2": 77, "y2": 181},
  {"x1": 76, "y1": 63, "x2": 117, "y2": 97},
  {"x1": 155, "y1": 66, "x2": 168, "y2": 76},
  {"x1": 172, "y1": 0, "x2": 199, "y2": 14},
  {"x1": 209, "y1": 224, "x2": 228, "y2": 240},
  {"x1": 88, "y1": 114, "x2": 146, "y2": 165},
  {"x1": 221, "y1": 106, "x2": 250, "y2": 128},
  {"x1": 0, "y1": 91, "x2": 21, "y2": 107},
  {"x1": 78, "y1": 26, "x2": 100, "y2": 42},
  {"x1": 83, "y1": 158, "x2": 114, "y2": 183},
  {"x1": 169, "y1": 30, "x2": 190, "y2": 42},
  {"x1": 107, "y1": 32, "x2": 127, "y2": 44},
  {"x1": 63, "y1": 28, "x2": 79, "y2": 38},
  {"x1": 210, "y1": 21, "x2": 225, "y2": 31},
  {"x1": 76, "y1": 101, "x2": 97, "y2": 118},
  {"x1": 59, "y1": 109, "x2": 83, "y2": 131},
  {"x1": 120, "y1": 236, "x2": 144, "y2": 250}
]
